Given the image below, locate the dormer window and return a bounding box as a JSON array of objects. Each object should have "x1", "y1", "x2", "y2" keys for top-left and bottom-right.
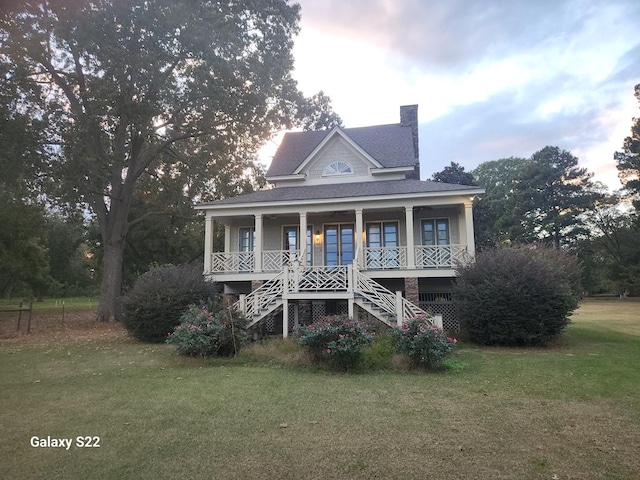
[{"x1": 323, "y1": 161, "x2": 353, "y2": 176}]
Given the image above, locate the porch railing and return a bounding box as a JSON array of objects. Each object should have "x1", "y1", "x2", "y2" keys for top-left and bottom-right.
[
  {"x1": 414, "y1": 245, "x2": 467, "y2": 268},
  {"x1": 364, "y1": 246, "x2": 407, "y2": 269},
  {"x1": 210, "y1": 245, "x2": 468, "y2": 273}
]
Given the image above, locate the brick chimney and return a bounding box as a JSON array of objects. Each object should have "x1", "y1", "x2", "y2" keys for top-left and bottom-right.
[{"x1": 400, "y1": 105, "x2": 420, "y2": 179}]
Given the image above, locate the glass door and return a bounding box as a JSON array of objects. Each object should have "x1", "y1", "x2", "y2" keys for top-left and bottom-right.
[{"x1": 324, "y1": 224, "x2": 354, "y2": 266}]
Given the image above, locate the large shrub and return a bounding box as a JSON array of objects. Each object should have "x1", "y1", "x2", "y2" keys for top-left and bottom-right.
[
  {"x1": 166, "y1": 304, "x2": 248, "y2": 357},
  {"x1": 394, "y1": 316, "x2": 457, "y2": 369},
  {"x1": 121, "y1": 263, "x2": 218, "y2": 343},
  {"x1": 294, "y1": 315, "x2": 374, "y2": 370},
  {"x1": 453, "y1": 246, "x2": 582, "y2": 346}
]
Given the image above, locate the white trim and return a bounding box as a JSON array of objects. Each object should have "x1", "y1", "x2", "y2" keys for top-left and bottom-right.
[
  {"x1": 195, "y1": 190, "x2": 485, "y2": 214},
  {"x1": 370, "y1": 166, "x2": 415, "y2": 175},
  {"x1": 265, "y1": 174, "x2": 306, "y2": 182}
]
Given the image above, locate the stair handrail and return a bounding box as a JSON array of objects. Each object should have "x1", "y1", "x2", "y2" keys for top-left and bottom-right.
[
  {"x1": 233, "y1": 271, "x2": 285, "y2": 318},
  {"x1": 353, "y1": 268, "x2": 433, "y2": 326}
]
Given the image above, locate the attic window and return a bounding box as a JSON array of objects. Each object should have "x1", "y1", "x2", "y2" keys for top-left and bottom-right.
[{"x1": 323, "y1": 161, "x2": 353, "y2": 176}]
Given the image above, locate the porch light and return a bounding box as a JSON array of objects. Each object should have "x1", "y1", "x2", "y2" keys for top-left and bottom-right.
[{"x1": 314, "y1": 230, "x2": 321, "y2": 244}]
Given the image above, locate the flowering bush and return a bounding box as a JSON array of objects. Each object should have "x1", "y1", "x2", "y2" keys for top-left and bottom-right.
[
  {"x1": 394, "y1": 316, "x2": 457, "y2": 369},
  {"x1": 294, "y1": 315, "x2": 374, "y2": 370},
  {"x1": 166, "y1": 305, "x2": 247, "y2": 357}
]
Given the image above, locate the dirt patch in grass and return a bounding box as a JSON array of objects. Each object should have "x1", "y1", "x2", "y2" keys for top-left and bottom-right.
[{"x1": 0, "y1": 309, "x2": 129, "y2": 346}]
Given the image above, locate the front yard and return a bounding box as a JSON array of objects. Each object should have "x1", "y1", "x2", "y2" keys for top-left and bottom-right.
[{"x1": 1, "y1": 299, "x2": 639, "y2": 479}]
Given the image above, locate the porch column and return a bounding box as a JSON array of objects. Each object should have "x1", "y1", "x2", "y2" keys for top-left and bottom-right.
[
  {"x1": 254, "y1": 213, "x2": 263, "y2": 272},
  {"x1": 463, "y1": 202, "x2": 475, "y2": 258},
  {"x1": 224, "y1": 225, "x2": 231, "y2": 253},
  {"x1": 355, "y1": 208, "x2": 364, "y2": 268},
  {"x1": 405, "y1": 206, "x2": 416, "y2": 269},
  {"x1": 204, "y1": 215, "x2": 213, "y2": 274},
  {"x1": 299, "y1": 211, "x2": 308, "y2": 266}
]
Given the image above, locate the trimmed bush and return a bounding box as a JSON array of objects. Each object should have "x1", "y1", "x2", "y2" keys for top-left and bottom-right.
[
  {"x1": 453, "y1": 246, "x2": 582, "y2": 346},
  {"x1": 394, "y1": 316, "x2": 457, "y2": 369},
  {"x1": 121, "y1": 263, "x2": 218, "y2": 343},
  {"x1": 294, "y1": 315, "x2": 374, "y2": 371},
  {"x1": 166, "y1": 304, "x2": 248, "y2": 357}
]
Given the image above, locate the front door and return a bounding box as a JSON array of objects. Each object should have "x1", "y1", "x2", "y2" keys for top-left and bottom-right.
[{"x1": 324, "y1": 224, "x2": 354, "y2": 266}]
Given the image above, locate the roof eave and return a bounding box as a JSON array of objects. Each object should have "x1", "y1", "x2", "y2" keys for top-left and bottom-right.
[{"x1": 195, "y1": 186, "x2": 485, "y2": 212}]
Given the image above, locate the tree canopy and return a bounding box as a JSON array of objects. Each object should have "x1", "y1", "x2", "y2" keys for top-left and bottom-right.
[
  {"x1": 472, "y1": 148, "x2": 600, "y2": 249},
  {"x1": 1, "y1": 0, "x2": 339, "y2": 319},
  {"x1": 615, "y1": 83, "x2": 640, "y2": 212},
  {"x1": 431, "y1": 161, "x2": 476, "y2": 185}
]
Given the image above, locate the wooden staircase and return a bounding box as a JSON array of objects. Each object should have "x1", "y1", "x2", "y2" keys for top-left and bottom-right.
[{"x1": 234, "y1": 262, "x2": 434, "y2": 331}]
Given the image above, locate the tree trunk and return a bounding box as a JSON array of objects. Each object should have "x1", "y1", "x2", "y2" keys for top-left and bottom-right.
[{"x1": 96, "y1": 237, "x2": 125, "y2": 322}]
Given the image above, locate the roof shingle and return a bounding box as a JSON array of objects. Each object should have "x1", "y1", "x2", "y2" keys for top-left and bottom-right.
[{"x1": 266, "y1": 124, "x2": 417, "y2": 177}]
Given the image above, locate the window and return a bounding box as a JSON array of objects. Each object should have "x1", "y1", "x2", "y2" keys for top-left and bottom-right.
[
  {"x1": 421, "y1": 219, "x2": 450, "y2": 246},
  {"x1": 283, "y1": 225, "x2": 313, "y2": 264},
  {"x1": 239, "y1": 227, "x2": 255, "y2": 252},
  {"x1": 323, "y1": 161, "x2": 353, "y2": 176},
  {"x1": 325, "y1": 224, "x2": 354, "y2": 266}
]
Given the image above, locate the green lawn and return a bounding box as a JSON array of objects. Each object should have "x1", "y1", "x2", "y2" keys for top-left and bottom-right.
[{"x1": 1, "y1": 299, "x2": 639, "y2": 479}]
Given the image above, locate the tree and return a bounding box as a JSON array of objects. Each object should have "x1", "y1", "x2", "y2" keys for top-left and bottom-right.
[
  {"x1": 431, "y1": 161, "x2": 476, "y2": 185},
  {"x1": 615, "y1": 83, "x2": 640, "y2": 211},
  {"x1": 298, "y1": 91, "x2": 343, "y2": 131},
  {"x1": 0, "y1": 59, "x2": 49, "y2": 298},
  {"x1": 578, "y1": 192, "x2": 640, "y2": 295},
  {"x1": 472, "y1": 149, "x2": 600, "y2": 249},
  {"x1": 1, "y1": 0, "x2": 331, "y2": 320},
  {"x1": 472, "y1": 157, "x2": 530, "y2": 248},
  {"x1": 519, "y1": 146, "x2": 600, "y2": 249}
]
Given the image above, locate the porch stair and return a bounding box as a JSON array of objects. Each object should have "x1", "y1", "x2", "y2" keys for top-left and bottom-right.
[{"x1": 234, "y1": 264, "x2": 434, "y2": 329}]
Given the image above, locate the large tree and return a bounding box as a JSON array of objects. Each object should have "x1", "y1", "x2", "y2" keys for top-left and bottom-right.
[
  {"x1": 472, "y1": 148, "x2": 600, "y2": 249},
  {"x1": 1, "y1": 0, "x2": 332, "y2": 320},
  {"x1": 519, "y1": 146, "x2": 600, "y2": 249},
  {"x1": 0, "y1": 59, "x2": 50, "y2": 297},
  {"x1": 615, "y1": 83, "x2": 640, "y2": 212},
  {"x1": 431, "y1": 161, "x2": 476, "y2": 186},
  {"x1": 471, "y1": 157, "x2": 530, "y2": 248}
]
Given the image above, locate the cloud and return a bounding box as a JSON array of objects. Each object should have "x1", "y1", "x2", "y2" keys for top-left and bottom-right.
[
  {"x1": 298, "y1": 0, "x2": 639, "y2": 71},
  {"x1": 420, "y1": 76, "x2": 622, "y2": 184},
  {"x1": 293, "y1": 0, "x2": 640, "y2": 190}
]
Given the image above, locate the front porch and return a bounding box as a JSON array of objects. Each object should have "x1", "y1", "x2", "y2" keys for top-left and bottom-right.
[{"x1": 203, "y1": 201, "x2": 476, "y2": 279}]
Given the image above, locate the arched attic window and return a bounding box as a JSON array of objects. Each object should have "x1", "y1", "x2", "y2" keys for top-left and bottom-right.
[{"x1": 323, "y1": 161, "x2": 353, "y2": 176}]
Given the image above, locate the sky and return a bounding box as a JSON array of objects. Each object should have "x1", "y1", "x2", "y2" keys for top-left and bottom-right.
[{"x1": 281, "y1": 0, "x2": 640, "y2": 190}]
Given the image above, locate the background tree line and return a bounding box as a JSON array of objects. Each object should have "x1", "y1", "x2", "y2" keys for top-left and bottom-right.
[{"x1": 431, "y1": 86, "x2": 640, "y2": 295}]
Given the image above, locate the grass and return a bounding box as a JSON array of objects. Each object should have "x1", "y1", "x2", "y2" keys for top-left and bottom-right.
[
  {"x1": 0, "y1": 296, "x2": 98, "y2": 311},
  {"x1": 1, "y1": 299, "x2": 639, "y2": 479}
]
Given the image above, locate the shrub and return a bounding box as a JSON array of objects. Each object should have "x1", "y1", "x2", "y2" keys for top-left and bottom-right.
[
  {"x1": 394, "y1": 316, "x2": 457, "y2": 369},
  {"x1": 294, "y1": 315, "x2": 374, "y2": 371},
  {"x1": 121, "y1": 263, "x2": 218, "y2": 343},
  {"x1": 166, "y1": 304, "x2": 248, "y2": 357},
  {"x1": 453, "y1": 245, "x2": 582, "y2": 346}
]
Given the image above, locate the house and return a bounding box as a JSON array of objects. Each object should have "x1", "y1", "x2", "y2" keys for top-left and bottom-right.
[{"x1": 196, "y1": 105, "x2": 484, "y2": 337}]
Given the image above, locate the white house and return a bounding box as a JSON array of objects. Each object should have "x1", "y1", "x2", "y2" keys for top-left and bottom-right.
[{"x1": 196, "y1": 105, "x2": 484, "y2": 336}]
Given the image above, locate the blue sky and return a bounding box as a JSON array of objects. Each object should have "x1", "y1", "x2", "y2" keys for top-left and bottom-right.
[{"x1": 283, "y1": 0, "x2": 640, "y2": 190}]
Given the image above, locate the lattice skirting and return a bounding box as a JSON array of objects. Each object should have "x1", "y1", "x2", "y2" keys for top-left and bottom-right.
[{"x1": 419, "y1": 292, "x2": 459, "y2": 332}]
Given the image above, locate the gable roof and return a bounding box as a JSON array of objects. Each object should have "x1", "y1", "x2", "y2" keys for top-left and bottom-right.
[
  {"x1": 266, "y1": 123, "x2": 417, "y2": 177},
  {"x1": 197, "y1": 179, "x2": 482, "y2": 208}
]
